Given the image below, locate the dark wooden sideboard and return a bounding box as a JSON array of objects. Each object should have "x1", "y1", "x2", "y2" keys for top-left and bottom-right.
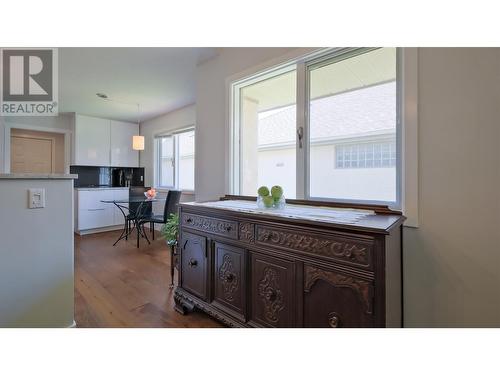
[{"x1": 174, "y1": 198, "x2": 405, "y2": 328}]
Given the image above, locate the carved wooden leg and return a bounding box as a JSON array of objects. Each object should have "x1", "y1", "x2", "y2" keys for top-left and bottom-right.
[
  {"x1": 174, "y1": 289, "x2": 195, "y2": 315},
  {"x1": 170, "y1": 245, "x2": 175, "y2": 288}
]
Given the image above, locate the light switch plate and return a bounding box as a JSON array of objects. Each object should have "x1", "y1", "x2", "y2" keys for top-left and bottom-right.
[{"x1": 29, "y1": 188, "x2": 45, "y2": 209}]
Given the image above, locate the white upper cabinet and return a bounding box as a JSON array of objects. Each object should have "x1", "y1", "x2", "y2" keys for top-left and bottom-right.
[
  {"x1": 73, "y1": 114, "x2": 111, "y2": 166},
  {"x1": 110, "y1": 120, "x2": 139, "y2": 167},
  {"x1": 72, "y1": 114, "x2": 140, "y2": 167}
]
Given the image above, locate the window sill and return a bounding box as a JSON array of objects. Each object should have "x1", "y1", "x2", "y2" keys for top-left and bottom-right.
[{"x1": 156, "y1": 188, "x2": 195, "y2": 195}]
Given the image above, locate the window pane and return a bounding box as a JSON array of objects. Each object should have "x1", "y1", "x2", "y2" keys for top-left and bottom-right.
[
  {"x1": 239, "y1": 70, "x2": 296, "y2": 198},
  {"x1": 178, "y1": 130, "x2": 195, "y2": 190},
  {"x1": 308, "y1": 48, "x2": 397, "y2": 202},
  {"x1": 159, "y1": 136, "x2": 174, "y2": 187},
  {"x1": 336, "y1": 141, "x2": 396, "y2": 169}
]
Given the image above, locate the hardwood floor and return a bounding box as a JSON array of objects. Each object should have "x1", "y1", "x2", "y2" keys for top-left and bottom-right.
[{"x1": 75, "y1": 229, "x2": 224, "y2": 328}]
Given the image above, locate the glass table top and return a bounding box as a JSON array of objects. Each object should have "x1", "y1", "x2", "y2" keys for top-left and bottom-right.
[{"x1": 101, "y1": 198, "x2": 159, "y2": 204}]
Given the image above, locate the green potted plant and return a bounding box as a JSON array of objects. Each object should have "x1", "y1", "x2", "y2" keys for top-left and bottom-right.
[{"x1": 160, "y1": 213, "x2": 179, "y2": 287}]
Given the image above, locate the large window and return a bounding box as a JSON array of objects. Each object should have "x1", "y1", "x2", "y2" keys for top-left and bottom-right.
[
  {"x1": 232, "y1": 48, "x2": 400, "y2": 206},
  {"x1": 235, "y1": 68, "x2": 297, "y2": 197},
  {"x1": 157, "y1": 129, "x2": 195, "y2": 191}
]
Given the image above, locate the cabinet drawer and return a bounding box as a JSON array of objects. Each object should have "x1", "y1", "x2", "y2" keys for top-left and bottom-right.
[
  {"x1": 303, "y1": 265, "x2": 374, "y2": 328},
  {"x1": 250, "y1": 252, "x2": 295, "y2": 328},
  {"x1": 181, "y1": 213, "x2": 238, "y2": 240},
  {"x1": 78, "y1": 189, "x2": 114, "y2": 210},
  {"x1": 180, "y1": 232, "x2": 208, "y2": 300},
  {"x1": 255, "y1": 225, "x2": 374, "y2": 269},
  {"x1": 78, "y1": 207, "x2": 114, "y2": 230},
  {"x1": 213, "y1": 242, "x2": 246, "y2": 321}
]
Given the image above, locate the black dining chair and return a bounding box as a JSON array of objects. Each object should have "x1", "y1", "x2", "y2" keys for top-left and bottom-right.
[
  {"x1": 140, "y1": 190, "x2": 182, "y2": 241},
  {"x1": 126, "y1": 187, "x2": 153, "y2": 242}
]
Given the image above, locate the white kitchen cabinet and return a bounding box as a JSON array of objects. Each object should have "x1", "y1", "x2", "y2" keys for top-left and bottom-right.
[
  {"x1": 75, "y1": 188, "x2": 130, "y2": 233},
  {"x1": 73, "y1": 114, "x2": 111, "y2": 166},
  {"x1": 72, "y1": 114, "x2": 140, "y2": 168},
  {"x1": 76, "y1": 189, "x2": 114, "y2": 232},
  {"x1": 110, "y1": 120, "x2": 139, "y2": 167}
]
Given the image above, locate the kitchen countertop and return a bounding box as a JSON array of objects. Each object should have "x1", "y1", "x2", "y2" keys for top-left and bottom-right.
[
  {"x1": 0, "y1": 173, "x2": 78, "y2": 180},
  {"x1": 74, "y1": 186, "x2": 130, "y2": 190}
]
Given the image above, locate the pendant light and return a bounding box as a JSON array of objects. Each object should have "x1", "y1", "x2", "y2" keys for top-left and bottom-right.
[{"x1": 133, "y1": 103, "x2": 145, "y2": 151}]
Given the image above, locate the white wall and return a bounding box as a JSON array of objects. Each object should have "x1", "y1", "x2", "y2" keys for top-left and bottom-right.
[
  {"x1": 403, "y1": 48, "x2": 500, "y2": 327},
  {"x1": 0, "y1": 177, "x2": 74, "y2": 327},
  {"x1": 0, "y1": 114, "x2": 73, "y2": 173},
  {"x1": 195, "y1": 47, "x2": 500, "y2": 327}
]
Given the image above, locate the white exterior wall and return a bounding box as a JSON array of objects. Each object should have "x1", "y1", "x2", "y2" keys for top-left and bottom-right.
[
  {"x1": 257, "y1": 148, "x2": 296, "y2": 197},
  {"x1": 257, "y1": 145, "x2": 395, "y2": 201},
  {"x1": 309, "y1": 144, "x2": 395, "y2": 202},
  {"x1": 178, "y1": 156, "x2": 195, "y2": 191}
]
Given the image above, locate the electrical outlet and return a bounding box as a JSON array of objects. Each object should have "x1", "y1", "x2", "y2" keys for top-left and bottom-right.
[{"x1": 29, "y1": 188, "x2": 45, "y2": 209}]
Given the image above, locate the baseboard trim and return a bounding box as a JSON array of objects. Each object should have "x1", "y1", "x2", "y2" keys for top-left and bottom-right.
[
  {"x1": 75, "y1": 223, "x2": 162, "y2": 236},
  {"x1": 75, "y1": 225, "x2": 124, "y2": 236}
]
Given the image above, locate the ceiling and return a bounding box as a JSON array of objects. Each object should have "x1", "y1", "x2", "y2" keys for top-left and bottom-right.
[{"x1": 58, "y1": 48, "x2": 218, "y2": 122}]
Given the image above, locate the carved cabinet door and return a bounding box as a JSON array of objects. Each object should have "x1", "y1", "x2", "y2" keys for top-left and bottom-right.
[
  {"x1": 213, "y1": 242, "x2": 246, "y2": 321},
  {"x1": 250, "y1": 252, "x2": 295, "y2": 327},
  {"x1": 180, "y1": 232, "x2": 208, "y2": 300},
  {"x1": 303, "y1": 265, "x2": 374, "y2": 328}
]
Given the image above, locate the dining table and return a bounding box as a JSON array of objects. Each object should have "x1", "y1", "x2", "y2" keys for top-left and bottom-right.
[{"x1": 101, "y1": 196, "x2": 158, "y2": 248}]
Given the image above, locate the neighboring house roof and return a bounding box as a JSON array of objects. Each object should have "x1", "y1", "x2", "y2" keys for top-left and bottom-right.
[{"x1": 258, "y1": 81, "x2": 396, "y2": 146}]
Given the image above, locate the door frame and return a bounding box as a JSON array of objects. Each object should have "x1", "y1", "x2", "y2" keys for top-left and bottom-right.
[
  {"x1": 3, "y1": 123, "x2": 72, "y2": 174},
  {"x1": 11, "y1": 133, "x2": 56, "y2": 173}
]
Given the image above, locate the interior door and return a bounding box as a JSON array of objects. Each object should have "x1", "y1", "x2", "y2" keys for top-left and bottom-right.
[{"x1": 11, "y1": 135, "x2": 54, "y2": 173}]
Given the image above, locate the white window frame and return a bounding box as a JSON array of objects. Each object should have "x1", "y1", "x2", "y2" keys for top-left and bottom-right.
[
  {"x1": 228, "y1": 48, "x2": 418, "y2": 226},
  {"x1": 155, "y1": 127, "x2": 195, "y2": 192},
  {"x1": 304, "y1": 48, "x2": 401, "y2": 208},
  {"x1": 231, "y1": 64, "x2": 296, "y2": 195},
  {"x1": 156, "y1": 134, "x2": 176, "y2": 189}
]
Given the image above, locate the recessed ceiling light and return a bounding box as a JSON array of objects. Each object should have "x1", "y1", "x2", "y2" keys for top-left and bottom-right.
[{"x1": 96, "y1": 93, "x2": 108, "y2": 99}]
